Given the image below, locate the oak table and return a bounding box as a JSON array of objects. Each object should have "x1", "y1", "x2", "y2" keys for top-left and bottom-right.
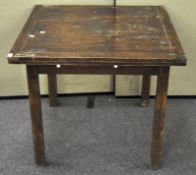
[{"x1": 7, "y1": 5, "x2": 187, "y2": 169}]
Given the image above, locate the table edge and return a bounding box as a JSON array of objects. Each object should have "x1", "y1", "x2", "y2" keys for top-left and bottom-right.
[{"x1": 7, "y1": 5, "x2": 187, "y2": 67}]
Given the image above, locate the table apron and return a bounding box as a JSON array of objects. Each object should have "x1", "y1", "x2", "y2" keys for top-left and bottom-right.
[{"x1": 31, "y1": 65, "x2": 161, "y2": 75}]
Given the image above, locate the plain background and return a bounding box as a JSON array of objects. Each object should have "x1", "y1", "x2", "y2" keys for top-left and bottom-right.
[{"x1": 0, "y1": 0, "x2": 195, "y2": 96}]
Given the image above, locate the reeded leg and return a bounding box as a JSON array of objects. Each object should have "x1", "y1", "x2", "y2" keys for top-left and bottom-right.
[
  {"x1": 87, "y1": 95, "x2": 95, "y2": 108},
  {"x1": 48, "y1": 73, "x2": 58, "y2": 106},
  {"x1": 151, "y1": 67, "x2": 170, "y2": 170},
  {"x1": 141, "y1": 74, "x2": 151, "y2": 107},
  {"x1": 27, "y1": 65, "x2": 45, "y2": 166}
]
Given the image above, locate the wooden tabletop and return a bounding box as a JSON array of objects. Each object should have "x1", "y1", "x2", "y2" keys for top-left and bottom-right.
[{"x1": 8, "y1": 5, "x2": 186, "y2": 66}]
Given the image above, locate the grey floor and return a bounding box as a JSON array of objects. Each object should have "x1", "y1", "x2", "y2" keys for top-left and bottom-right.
[{"x1": 0, "y1": 95, "x2": 196, "y2": 175}]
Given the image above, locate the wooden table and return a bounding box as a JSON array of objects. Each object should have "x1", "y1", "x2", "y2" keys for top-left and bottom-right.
[{"x1": 7, "y1": 5, "x2": 186, "y2": 169}]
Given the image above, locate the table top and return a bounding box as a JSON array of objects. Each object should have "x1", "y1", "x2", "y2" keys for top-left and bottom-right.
[{"x1": 8, "y1": 5, "x2": 186, "y2": 66}]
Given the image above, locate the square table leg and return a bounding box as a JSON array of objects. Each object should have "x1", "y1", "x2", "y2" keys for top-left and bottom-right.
[
  {"x1": 27, "y1": 65, "x2": 46, "y2": 166},
  {"x1": 141, "y1": 74, "x2": 151, "y2": 107},
  {"x1": 48, "y1": 73, "x2": 58, "y2": 107},
  {"x1": 151, "y1": 67, "x2": 170, "y2": 169}
]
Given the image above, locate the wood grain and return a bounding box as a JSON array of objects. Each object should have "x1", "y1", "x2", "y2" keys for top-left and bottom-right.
[
  {"x1": 26, "y1": 65, "x2": 45, "y2": 166},
  {"x1": 141, "y1": 75, "x2": 151, "y2": 107},
  {"x1": 8, "y1": 6, "x2": 186, "y2": 66},
  {"x1": 8, "y1": 5, "x2": 187, "y2": 169},
  {"x1": 48, "y1": 73, "x2": 58, "y2": 106},
  {"x1": 151, "y1": 66, "x2": 170, "y2": 169}
]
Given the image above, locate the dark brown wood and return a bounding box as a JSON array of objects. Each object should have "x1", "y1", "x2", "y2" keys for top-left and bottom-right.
[
  {"x1": 151, "y1": 66, "x2": 169, "y2": 170},
  {"x1": 87, "y1": 95, "x2": 95, "y2": 108},
  {"x1": 157, "y1": 7, "x2": 186, "y2": 64},
  {"x1": 141, "y1": 75, "x2": 151, "y2": 107},
  {"x1": 7, "y1": 5, "x2": 187, "y2": 169},
  {"x1": 26, "y1": 65, "x2": 45, "y2": 166},
  {"x1": 8, "y1": 6, "x2": 186, "y2": 66},
  {"x1": 48, "y1": 73, "x2": 58, "y2": 106},
  {"x1": 35, "y1": 65, "x2": 160, "y2": 75}
]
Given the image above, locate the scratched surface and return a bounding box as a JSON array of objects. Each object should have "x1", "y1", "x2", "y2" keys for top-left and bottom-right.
[{"x1": 8, "y1": 6, "x2": 186, "y2": 65}]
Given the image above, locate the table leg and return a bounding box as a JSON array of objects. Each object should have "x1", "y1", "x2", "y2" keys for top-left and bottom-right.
[
  {"x1": 48, "y1": 73, "x2": 58, "y2": 106},
  {"x1": 87, "y1": 95, "x2": 95, "y2": 108},
  {"x1": 140, "y1": 74, "x2": 151, "y2": 107},
  {"x1": 27, "y1": 65, "x2": 46, "y2": 166},
  {"x1": 151, "y1": 67, "x2": 169, "y2": 170}
]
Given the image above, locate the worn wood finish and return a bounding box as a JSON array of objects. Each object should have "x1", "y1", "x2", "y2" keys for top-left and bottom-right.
[
  {"x1": 26, "y1": 65, "x2": 45, "y2": 166},
  {"x1": 8, "y1": 6, "x2": 186, "y2": 66},
  {"x1": 7, "y1": 5, "x2": 187, "y2": 169},
  {"x1": 48, "y1": 73, "x2": 58, "y2": 106},
  {"x1": 141, "y1": 75, "x2": 151, "y2": 107},
  {"x1": 151, "y1": 67, "x2": 170, "y2": 170}
]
